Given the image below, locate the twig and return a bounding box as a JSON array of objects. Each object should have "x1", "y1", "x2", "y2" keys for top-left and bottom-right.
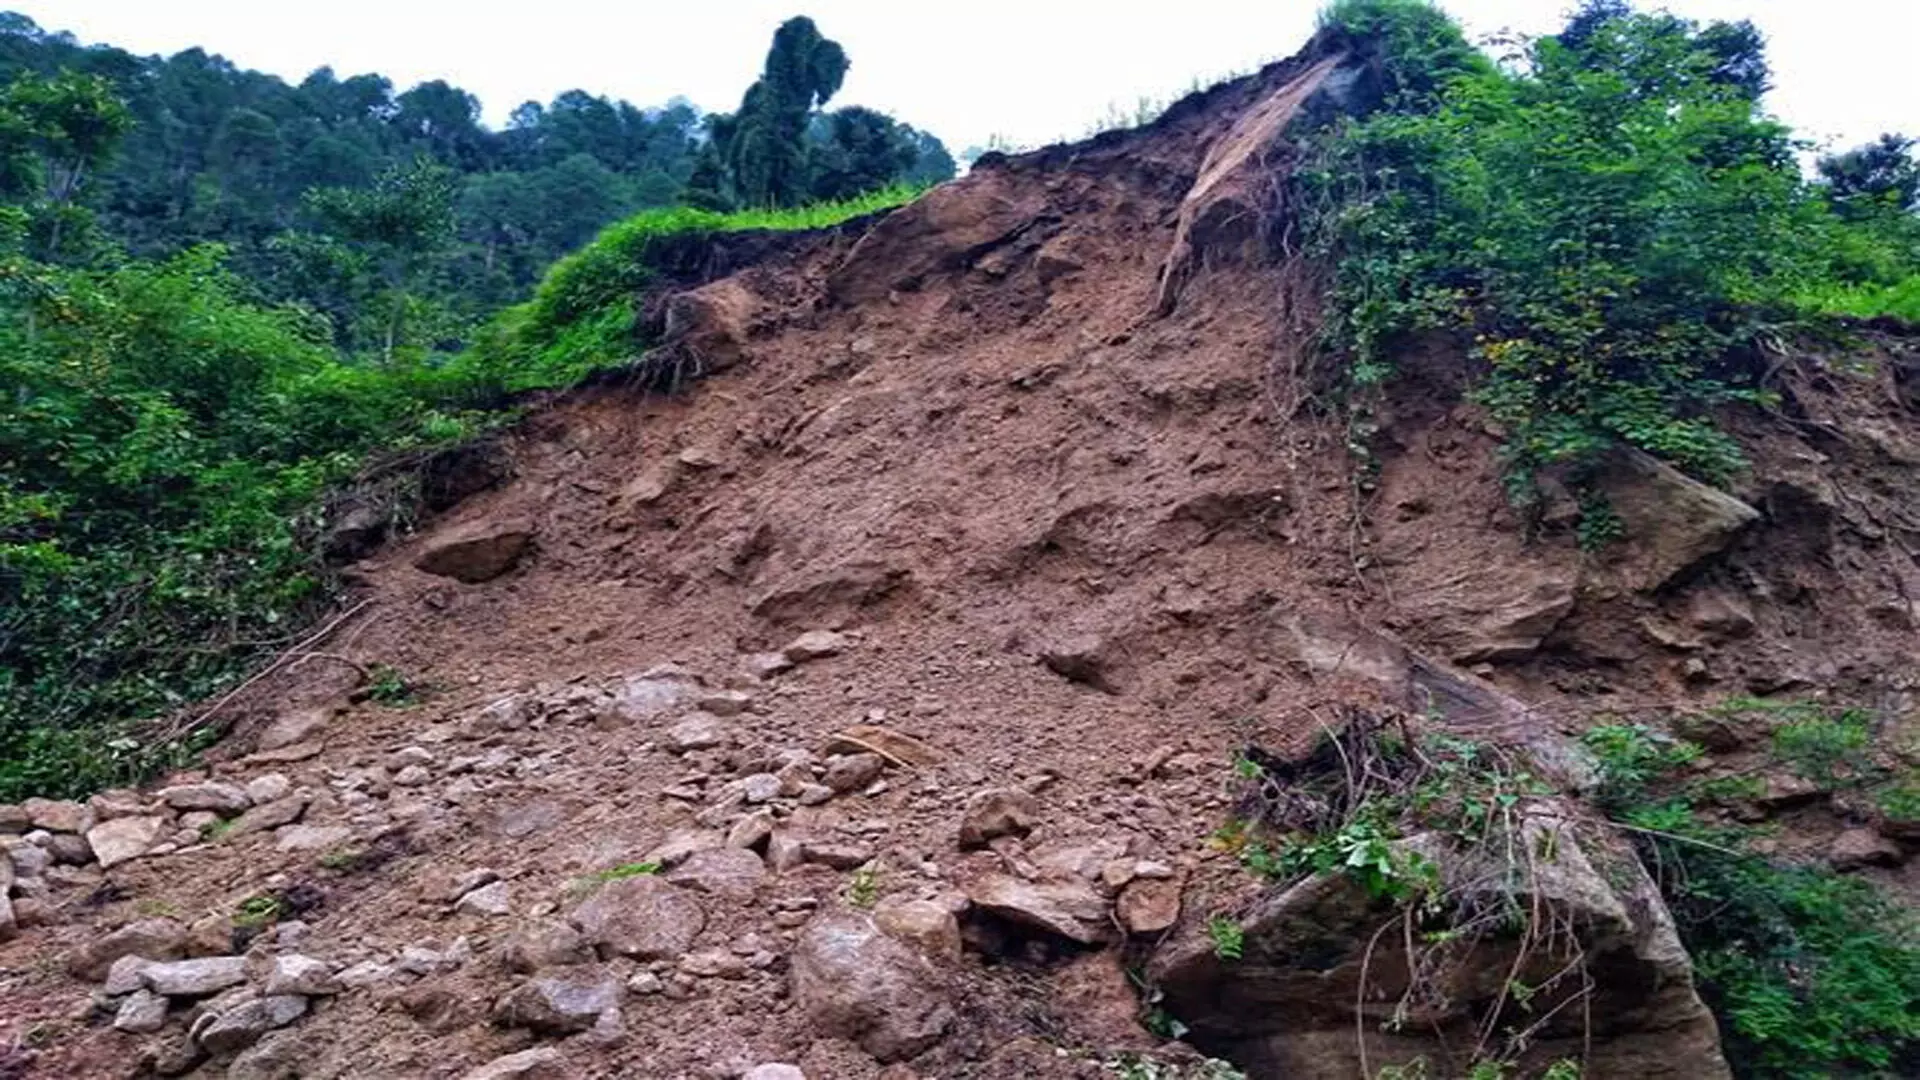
[
  {"x1": 1607, "y1": 821, "x2": 1746, "y2": 858},
  {"x1": 173, "y1": 598, "x2": 375, "y2": 737},
  {"x1": 286, "y1": 651, "x2": 372, "y2": 681}
]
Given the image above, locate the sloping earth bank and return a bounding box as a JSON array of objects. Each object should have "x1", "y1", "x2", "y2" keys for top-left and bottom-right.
[{"x1": 1, "y1": 30, "x2": 1916, "y2": 1080}]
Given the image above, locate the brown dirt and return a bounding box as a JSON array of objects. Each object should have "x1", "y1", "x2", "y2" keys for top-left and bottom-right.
[{"x1": 3, "y1": 30, "x2": 1917, "y2": 1080}]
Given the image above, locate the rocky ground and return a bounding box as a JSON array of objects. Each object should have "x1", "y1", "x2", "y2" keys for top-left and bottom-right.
[{"x1": 1, "y1": 27, "x2": 1916, "y2": 1080}]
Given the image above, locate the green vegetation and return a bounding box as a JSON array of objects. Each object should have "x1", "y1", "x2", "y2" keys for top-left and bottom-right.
[
  {"x1": 1586, "y1": 715, "x2": 1920, "y2": 1078},
  {"x1": 469, "y1": 184, "x2": 917, "y2": 392},
  {"x1": 0, "y1": 18, "x2": 937, "y2": 801},
  {"x1": 587, "y1": 861, "x2": 661, "y2": 883},
  {"x1": 845, "y1": 863, "x2": 880, "y2": 908},
  {"x1": 1302, "y1": 0, "x2": 1920, "y2": 519},
  {"x1": 1205, "y1": 915, "x2": 1245, "y2": 960}
]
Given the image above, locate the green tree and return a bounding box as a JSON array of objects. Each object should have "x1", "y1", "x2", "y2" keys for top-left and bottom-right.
[
  {"x1": 305, "y1": 157, "x2": 456, "y2": 361},
  {"x1": 1820, "y1": 134, "x2": 1920, "y2": 220},
  {"x1": 721, "y1": 16, "x2": 849, "y2": 206},
  {"x1": 0, "y1": 70, "x2": 132, "y2": 258}
]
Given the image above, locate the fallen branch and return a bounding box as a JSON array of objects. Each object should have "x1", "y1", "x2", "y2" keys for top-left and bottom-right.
[{"x1": 172, "y1": 598, "x2": 375, "y2": 738}]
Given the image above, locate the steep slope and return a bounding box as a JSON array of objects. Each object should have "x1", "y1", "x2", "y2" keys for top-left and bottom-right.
[{"x1": 1, "y1": 29, "x2": 1916, "y2": 1080}]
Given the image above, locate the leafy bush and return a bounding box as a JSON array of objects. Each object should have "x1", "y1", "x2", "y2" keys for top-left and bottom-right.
[
  {"x1": 467, "y1": 184, "x2": 918, "y2": 392},
  {"x1": 1299, "y1": 2, "x2": 1920, "y2": 502}
]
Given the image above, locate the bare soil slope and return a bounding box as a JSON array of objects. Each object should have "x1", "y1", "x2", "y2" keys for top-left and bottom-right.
[{"x1": 2, "y1": 32, "x2": 1916, "y2": 1080}]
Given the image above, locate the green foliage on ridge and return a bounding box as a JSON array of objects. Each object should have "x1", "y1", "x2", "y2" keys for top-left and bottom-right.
[{"x1": 1302, "y1": 1, "x2": 1920, "y2": 499}]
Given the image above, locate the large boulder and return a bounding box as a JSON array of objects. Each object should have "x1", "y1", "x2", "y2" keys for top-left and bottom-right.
[
  {"x1": 1595, "y1": 449, "x2": 1760, "y2": 591},
  {"x1": 414, "y1": 519, "x2": 535, "y2": 583},
  {"x1": 569, "y1": 876, "x2": 705, "y2": 961},
  {"x1": 1148, "y1": 811, "x2": 1729, "y2": 1079},
  {"x1": 790, "y1": 912, "x2": 955, "y2": 1062}
]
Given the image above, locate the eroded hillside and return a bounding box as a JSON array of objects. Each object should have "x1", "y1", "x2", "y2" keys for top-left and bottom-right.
[{"x1": 0, "y1": 18, "x2": 1916, "y2": 1080}]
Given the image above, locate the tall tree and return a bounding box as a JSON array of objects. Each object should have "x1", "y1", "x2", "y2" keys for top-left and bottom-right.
[{"x1": 721, "y1": 16, "x2": 849, "y2": 207}]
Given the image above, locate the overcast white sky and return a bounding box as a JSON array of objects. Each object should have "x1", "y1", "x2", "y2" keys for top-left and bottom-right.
[{"x1": 14, "y1": 1, "x2": 1918, "y2": 156}]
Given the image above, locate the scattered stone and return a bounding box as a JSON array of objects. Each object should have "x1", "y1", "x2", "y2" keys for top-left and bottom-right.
[
  {"x1": 275, "y1": 824, "x2": 351, "y2": 852},
  {"x1": 666, "y1": 713, "x2": 730, "y2": 753},
  {"x1": 797, "y1": 784, "x2": 834, "y2": 806},
  {"x1": 73, "y1": 918, "x2": 187, "y2": 980},
  {"x1": 824, "y1": 753, "x2": 886, "y2": 794},
  {"x1": 0, "y1": 804, "x2": 32, "y2": 833},
  {"x1": 740, "y1": 652, "x2": 794, "y2": 680},
  {"x1": 399, "y1": 937, "x2": 472, "y2": 975},
  {"x1": 389, "y1": 746, "x2": 437, "y2": 769},
  {"x1": 640, "y1": 828, "x2": 724, "y2": 869},
  {"x1": 143, "y1": 955, "x2": 249, "y2": 997},
  {"x1": 743, "y1": 1065, "x2": 806, "y2": 1080},
  {"x1": 156, "y1": 782, "x2": 251, "y2": 815},
  {"x1": 665, "y1": 846, "x2": 767, "y2": 900},
  {"x1": 450, "y1": 867, "x2": 501, "y2": 898},
  {"x1": 824, "y1": 725, "x2": 943, "y2": 768},
  {"x1": 1829, "y1": 828, "x2": 1905, "y2": 870},
  {"x1": 873, "y1": 898, "x2": 963, "y2": 961},
  {"x1": 966, "y1": 874, "x2": 1115, "y2": 944},
  {"x1": 1040, "y1": 635, "x2": 1116, "y2": 692},
  {"x1": 244, "y1": 774, "x2": 293, "y2": 805},
  {"x1": 457, "y1": 880, "x2": 513, "y2": 917},
  {"x1": 612, "y1": 670, "x2": 699, "y2": 723},
  {"x1": 727, "y1": 811, "x2": 775, "y2": 851},
  {"x1": 958, "y1": 789, "x2": 1039, "y2": 849},
  {"x1": 256, "y1": 707, "x2": 330, "y2": 753},
  {"x1": 392, "y1": 764, "x2": 433, "y2": 788},
  {"x1": 803, "y1": 841, "x2": 877, "y2": 871},
  {"x1": 1116, "y1": 878, "x2": 1183, "y2": 935},
  {"x1": 766, "y1": 832, "x2": 807, "y2": 873},
  {"x1": 87, "y1": 815, "x2": 166, "y2": 869},
  {"x1": 246, "y1": 740, "x2": 326, "y2": 765},
  {"x1": 8, "y1": 841, "x2": 50, "y2": 879},
  {"x1": 262, "y1": 954, "x2": 341, "y2": 996},
  {"x1": 104, "y1": 954, "x2": 154, "y2": 995},
  {"x1": 742, "y1": 773, "x2": 782, "y2": 804},
  {"x1": 783, "y1": 630, "x2": 852, "y2": 662},
  {"x1": 23, "y1": 798, "x2": 92, "y2": 834},
  {"x1": 696, "y1": 689, "x2": 753, "y2": 716},
  {"x1": 570, "y1": 876, "x2": 706, "y2": 960},
  {"x1": 88, "y1": 789, "x2": 154, "y2": 821},
  {"x1": 414, "y1": 519, "x2": 535, "y2": 583},
  {"x1": 502, "y1": 920, "x2": 593, "y2": 973},
  {"x1": 791, "y1": 913, "x2": 954, "y2": 1062},
  {"x1": 461, "y1": 1047, "x2": 567, "y2": 1080},
  {"x1": 493, "y1": 971, "x2": 621, "y2": 1035},
  {"x1": 46, "y1": 832, "x2": 92, "y2": 865},
  {"x1": 679, "y1": 948, "x2": 750, "y2": 979},
  {"x1": 226, "y1": 796, "x2": 308, "y2": 838},
  {"x1": 627, "y1": 970, "x2": 664, "y2": 995},
  {"x1": 113, "y1": 989, "x2": 169, "y2": 1033},
  {"x1": 0, "y1": 893, "x2": 13, "y2": 943},
  {"x1": 196, "y1": 995, "x2": 308, "y2": 1055},
  {"x1": 336, "y1": 961, "x2": 396, "y2": 989}
]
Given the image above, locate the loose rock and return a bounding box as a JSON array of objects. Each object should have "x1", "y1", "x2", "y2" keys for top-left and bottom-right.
[
  {"x1": 156, "y1": 782, "x2": 252, "y2": 815},
  {"x1": 262, "y1": 954, "x2": 341, "y2": 996},
  {"x1": 791, "y1": 912, "x2": 954, "y2": 1062},
  {"x1": 664, "y1": 846, "x2": 767, "y2": 900},
  {"x1": 783, "y1": 630, "x2": 852, "y2": 662},
  {"x1": 823, "y1": 753, "x2": 886, "y2": 794},
  {"x1": 87, "y1": 815, "x2": 166, "y2": 869},
  {"x1": 113, "y1": 989, "x2": 170, "y2": 1034},
  {"x1": 493, "y1": 971, "x2": 621, "y2": 1035},
  {"x1": 196, "y1": 995, "x2": 308, "y2": 1055},
  {"x1": 143, "y1": 955, "x2": 249, "y2": 997},
  {"x1": 461, "y1": 1048, "x2": 567, "y2": 1080},
  {"x1": 570, "y1": 875, "x2": 706, "y2": 960},
  {"x1": 958, "y1": 789, "x2": 1039, "y2": 849},
  {"x1": 414, "y1": 519, "x2": 535, "y2": 583},
  {"x1": 966, "y1": 874, "x2": 1115, "y2": 944}
]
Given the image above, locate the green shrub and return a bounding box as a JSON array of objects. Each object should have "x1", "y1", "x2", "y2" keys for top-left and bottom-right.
[{"x1": 1299, "y1": 2, "x2": 1920, "y2": 500}]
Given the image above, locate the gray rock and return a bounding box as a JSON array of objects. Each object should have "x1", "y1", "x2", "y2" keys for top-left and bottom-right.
[
  {"x1": 456, "y1": 880, "x2": 513, "y2": 916},
  {"x1": 958, "y1": 789, "x2": 1039, "y2": 849},
  {"x1": 336, "y1": 960, "x2": 396, "y2": 988},
  {"x1": 0, "y1": 893, "x2": 16, "y2": 944},
  {"x1": 460, "y1": 1047, "x2": 567, "y2": 1080},
  {"x1": 743, "y1": 1067, "x2": 806, "y2": 1080},
  {"x1": 1596, "y1": 449, "x2": 1760, "y2": 591},
  {"x1": 23, "y1": 797, "x2": 93, "y2": 834},
  {"x1": 782, "y1": 629, "x2": 852, "y2": 662},
  {"x1": 104, "y1": 954, "x2": 154, "y2": 995},
  {"x1": 256, "y1": 707, "x2": 330, "y2": 753},
  {"x1": 73, "y1": 918, "x2": 187, "y2": 980},
  {"x1": 113, "y1": 988, "x2": 169, "y2": 1033},
  {"x1": 664, "y1": 846, "x2": 767, "y2": 900},
  {"x1": 665, "y1": 713, "x2": 729, "y2": 753},
  {"x1": 965, "y1": 874, "x2": 1115, "y2": 944},
  {"x1": 87, "y1": 815, "x2": 166, "y2": 869},
  {"x1": 501, "y1": 920, "x2": 593, "y2": 973},
  {"x1": 739, "y1": 652, "x2": 794, "y2": 680},
  {"x1": 1830, "y1": 827, "x2": 1904, "y2": 870},
  {"x1": 823, "y1": 753, "x2": 885, "y2": 794},
  {"x1": 156, "y1": 782, "x2": 252, "y2": 814},
  {"x1": 275, "y1": 824, "x2": 351, "y2": 852},
  {"x1": 414, "y1": 519, "x2": 534, "y2": 583},
  {"x1": 797, "y1": 784, "x2": 834, "y2": 806},
  {"x1": 8, "y1": 841, "x2": 50, "y2": 879},
  {"x1": 696, "y1": 690, "x2": 753, "y2": 716},
  {"x1": 493, "y1": 971, "x2": 621, "y2": 1035},
  {"x1": 244, "y1": 774, "x2": 293, "y2": 805},
  {"x1": 262, "y1": 954, "x2": 341, "y2": 996},
  {"x1": 791, "y1": 913, "x2": 953, "y2": 1062},
  {"x1": 227, "y1": 796, "x2": 309, "y2": 838},
  {"x1": 803, "y1": 841, "x2": 876, "y2": 871},
  {"x1": 741, "y1": 773, "x2": 782, "y2": 803},
  {"x1": 640, "y1": 828, "x2": 724, "y2": 869},
  {"x1": 873, "y1": 897, "x2": 963, "y2": 961},
  {"x1": 144, "y1": 955, "x2": 249, "y2": 997},
  {"x1": 727, "y1": 811, "x2": 774, "y2": 851},
  {"x1": 613, "y1": 671, "x2": 698, "y2": 723},
  {"x1": 196, "y1": 994, "x2": 308, "y2": 1054},
  {"x1": 0, "y1": 804, "x2": 32, "y2": 833},
  {"x1": 46, "y1": 831, "x2": 92, "y2": 865},
  {"x1": 570, "y1": 875, "x2": 706, "y2": 960}
]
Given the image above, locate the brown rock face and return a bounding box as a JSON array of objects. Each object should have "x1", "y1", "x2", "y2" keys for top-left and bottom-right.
[
  {"x1": 1595, "y1": 449, "x2": 1760, "y2": 591},
  {"x1": 414, "y1": 519, "x2": 535, "y2": 583},
  {"x1": 965, "y1": 874, "x2": 1114, "y2": 945},
  {"x1": 569, "y1": 876, "x2": 705, "y2": 961},
  {"x1": 957, "y1": 789, "x2": 1039, "y2": 850},
  {"x1": 790, "y1": 913, "x2": 954, "y2": 1062}
]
